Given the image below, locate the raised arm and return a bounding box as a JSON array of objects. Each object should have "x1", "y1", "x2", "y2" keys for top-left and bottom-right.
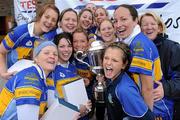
[{"x1": 0, "y1": 43, "x2": 14, "y2": 80}]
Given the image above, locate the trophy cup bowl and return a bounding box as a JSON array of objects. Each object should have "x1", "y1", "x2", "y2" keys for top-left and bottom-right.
[
  {"x1": 88, "y1": 41, "x2": 105, "y2": 75},
  {"x1": 74, "y1": 40, "x2": 105, "y2": 75}
]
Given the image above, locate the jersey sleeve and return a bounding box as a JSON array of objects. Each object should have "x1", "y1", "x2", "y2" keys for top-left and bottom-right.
[
  {"x1": 2, "y1": 25, "x2": 27, "y2": 51},
  {"x1": 129, "y1": 39, "x2": 153, "y2": 76},
  {"x1": 17, "y1": 104, "x2": 39, "y2": 120}
]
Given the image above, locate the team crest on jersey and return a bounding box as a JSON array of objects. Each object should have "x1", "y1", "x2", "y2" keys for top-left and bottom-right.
[
  {"x1": 133, "y1": 41, "x2": 144, "y2": 56},
  {"x1": 25, "y1": 40, "x2": 33, "y2": 47},
  {"x1": 59, "y1": 72, "x2": 65, "y2": 77},
  {"x1": 24, "y1": 73, "x2": 39, "y2": 85},
  {"x1": 24, "y1": 73, "x2": 38, "y2": 81},
  {"x1": 133, "y1": 41, "x2": 144, "y2": 52}
]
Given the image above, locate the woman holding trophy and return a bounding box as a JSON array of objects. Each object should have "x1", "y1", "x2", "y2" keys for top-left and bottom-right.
[
  {"x1": 72, "y1": 28, "x2": 97, "y2": 119},
  {"x1": 73, "y1": 27, "x2": 110, "y2": 120},
  {"x1": 72, "y1": 28, "x2": 95, "y2": 100}
]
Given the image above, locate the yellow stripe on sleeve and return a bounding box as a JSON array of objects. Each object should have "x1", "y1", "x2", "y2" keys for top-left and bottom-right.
[
  {"x1": 4, "y1": 35, "x2": 14, "y2": 48},
  {"x1": 0, "y1": 88, "x2": 14, "y2": 116},
  {"x1": 154, "y1": 58, "x2": 163, "y2": 81},
  {"x1": 132, "y1": 73, "x2": 139, "y2": 85},
  {"x1": 15, "y1": 87, "x2": 41, "y2": 100},
  {"x1": 131, "y1": 57, "x2": 153, "y2": 71}
]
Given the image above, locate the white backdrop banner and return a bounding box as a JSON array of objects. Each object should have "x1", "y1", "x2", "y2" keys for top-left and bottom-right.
[
  {"x1": 55, "y1": 0, "x2": 180, "y2": 43},
  {"x1": 14, "y1": 0, "x2": 36, "y2": 25}
]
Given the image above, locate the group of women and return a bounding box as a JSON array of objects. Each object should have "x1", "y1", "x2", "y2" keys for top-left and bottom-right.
[{"x1": 0, "y1": 2, "x2": 179, "y2": 120}]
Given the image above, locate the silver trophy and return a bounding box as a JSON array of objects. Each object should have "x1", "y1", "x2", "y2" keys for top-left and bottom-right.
[
  {"x1": 74, "y1": 41, "x2": 105, "y2": 103},
  {"x1": 74, "y1": 41, "x2": 105, "y2": 75}
]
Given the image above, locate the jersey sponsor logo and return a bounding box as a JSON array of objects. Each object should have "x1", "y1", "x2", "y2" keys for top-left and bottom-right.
[
  {"x1": 24, "y1": 73, "x2": 39, "y2": 85},
  {"x1": 15, "y1": 87, "x2": 41, "y2": 100},
  {"x1": 133, "y1": 41, "x2": 144, "y2": 53},
  {"x1": 24, "y1": 73, "x2": 39, "y2": 81},
  {"x1": 131, "y1": 57, "x2": 152, "y2": 71}
]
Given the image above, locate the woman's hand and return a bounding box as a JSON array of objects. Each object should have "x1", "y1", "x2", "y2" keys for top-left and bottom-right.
[
  {"x1": 83, "y1": 78, "x2": 90, "y2": 86},
  {"x1": 153, "y1": 81, "x2": 164, "y2": 101},
  {"x1": 72, "y1": 112, "x2": 81, "y2": 120},
  {"x1": 0, "y1": 71, "x2": 15, "y2": 80},
  {"x1": 85, "y1": 100, "x2": 92, "y2": 111},
  {"x1": 79, "y1": 100, "x2": 92, "y2": 117}
]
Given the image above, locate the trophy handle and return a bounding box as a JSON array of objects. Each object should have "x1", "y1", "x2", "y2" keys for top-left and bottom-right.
[{"x1": 74, "y1": 51, "x2": 91, "y2": 68}]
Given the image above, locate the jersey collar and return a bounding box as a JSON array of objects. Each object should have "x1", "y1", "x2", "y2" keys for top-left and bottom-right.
[
  {"x1": 28, "y1": 22, "x2": 40, "y2": 38},
  {"x1": 119, "y1": 25, "x2": 141, "y2": 45},
  {"x1": 58, "y1": 61, "x2": 70, "y2": 68}
]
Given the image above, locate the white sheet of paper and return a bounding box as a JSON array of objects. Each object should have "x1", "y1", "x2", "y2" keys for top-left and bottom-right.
[
  {"x1": 62, "y1": 78, "x2": 88, "y2": 108},
  {"x1": 8, "y1": 59, "x2": 33, "y2": 73},
  {"x1": 41, "y1": 100, "x2": 79, "y2": 120},
  {"x1": 41, "y1": 79, "x2": 88, "y2": 120}
]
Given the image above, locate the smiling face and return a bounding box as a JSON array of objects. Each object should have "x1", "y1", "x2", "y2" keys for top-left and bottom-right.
[
  {"x1": 73, "y1": 32, "x2": 89, "y2": 52},
  {"x1": 114, "y1": 7, "x2": 137, "y2": 40},
  {"x1": 79, "y1": 10, "x2": 93, "y2": 30},
  {"x1": 58, "y1": 38, "x2": 73, "y2": 64},
  {"x1": 140, "y1": 15, "x2": 160, "y2": 40},
  {"x1": 103, "y1": 47, "x2": 126, "y2": 80},
  {"x1": 100, "y1": 20, "x2": 115, "y2": 44},
  {"x1": 60, "y1": 11, "x2": 78, "y2": 33},
  {"x1": 38, "y1": 8, "x2": 59, "y2": 33},
  {"x1": 34, "y1": 46, "x2": 58, "y2": 76},
  {"x1": 95, "y1": 7, "x2": 108, "y2": 26}
]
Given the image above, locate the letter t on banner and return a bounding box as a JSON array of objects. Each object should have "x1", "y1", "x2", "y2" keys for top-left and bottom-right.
[{"x1": 14, "y1": 0, "x2": 36, "y2": 26}]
